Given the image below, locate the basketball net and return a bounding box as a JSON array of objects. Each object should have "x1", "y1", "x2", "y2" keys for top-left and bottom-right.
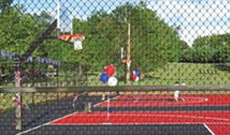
[
  {"x1": 58, "y1": 34, "x2": 85, "y2": 50},
  {"x1": 71, "y1": 35, "x2": 85, "y2": 50},
  {"x1": 73, "y1": 40, "x2": 83, "y2": 50}
]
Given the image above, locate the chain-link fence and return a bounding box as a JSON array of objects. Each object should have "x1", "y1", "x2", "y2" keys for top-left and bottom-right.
[
  {"x1": 1, "y1": 0, "x2": 230, "y2": 86},
  {"x1": 1, "y1": 0, "x2": 230, "y2": 134},
  {"x1": 1, "y1": 87, "x2": 230, "y2": 135}
]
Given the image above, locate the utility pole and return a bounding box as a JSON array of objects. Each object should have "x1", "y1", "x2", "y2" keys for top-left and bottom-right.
[{"x1": 126, "y1": 23, "x2": 131, "y2": 84}]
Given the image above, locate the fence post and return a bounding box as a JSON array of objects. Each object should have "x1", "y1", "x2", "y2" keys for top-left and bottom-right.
[
  {"x1": 15, "y1": 69, "x2": 23, "y2": 130},
  {"x1": 15, "y1": 92, "x2": 22, "y2": 130},
  {"x1": 32, "y1": 60, "x2": 35, "y2": 87},
  {"x1": 56, "y1": 66, "x2": 59, "y2": 87}
]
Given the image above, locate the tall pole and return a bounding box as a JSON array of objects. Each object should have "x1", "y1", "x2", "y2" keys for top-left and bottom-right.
[
  {"x1": 15, "y1": 59, "x2": 22, "y2": 130},
  {"x1": 126, "y1": 23, "x2": 131, "y2": 84},
  {"x1": 57, "y1": 1, "x2": 60, "y2": 31}
]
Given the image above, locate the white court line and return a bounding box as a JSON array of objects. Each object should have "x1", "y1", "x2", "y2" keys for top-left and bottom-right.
[
  {"x1": 181, "y1": 96, "x2": 209, "y2": 104},
  {"x1": 180, "y1": 97, "x2": 185, "y2": 101},
  {"x1": 49, "y1": 122, "x2": 230, "y2": 126},
  {"x1": 203, "y1": 123, "x2": 216, "y2": 135},
  {"x1": 93, "y1": 95, "x2": 120, "y2": 107},
  {"x1": 15, "y1": 111, "x2": 80, "y2": 135},
  {"x1": 52, "y1": 95, "x2": 120, "y2": 123},
  {"x1": 15, "y1": 122, "x2": 50, "y2": 135},
  {"x1": 49, "y1": 112, "x2": 230, "y2": 125},
  {"x1": 15, "y1": 95, "x2": 228, "y2": 134},
  {"x1": 96, "y1": 96, "x2": 211, "y2": 106},
  {"x1": 151, "y1": 113, "x2": 230, "y2": 122},
  {"x1": 16, "y1": 94, "x2": 120, "y2": 135}
]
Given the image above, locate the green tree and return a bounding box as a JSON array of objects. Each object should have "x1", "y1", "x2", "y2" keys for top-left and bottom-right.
[
  {"x1": 0, "y1": 6, "x2": 41, "y2": 54},
  {"x1": 192, "y1": 33, "x2": 230, "y2": 63},
  {"x1": 0, "y1": 2, "x2": 185, "y2": 76},
  {"x1": 0, "y1": 0, "x2": 13, "y2": 12},
  {"x1": 111, "y1": 4, "x2": 182, "y2": 72},
  {"x1": 73, "y1": 12, "x2": 120, "y2": 71},
  {"x1": 69, "y1": 3, "x2": 183, "y2": 73}
]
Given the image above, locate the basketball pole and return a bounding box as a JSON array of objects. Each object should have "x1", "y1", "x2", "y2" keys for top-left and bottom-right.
[
  {"x1": 126, "y1": 23, "x2": 131, "y2": 84},
  {"x1": 56, "y1": 1, "x2": 60, "y2": 33}
]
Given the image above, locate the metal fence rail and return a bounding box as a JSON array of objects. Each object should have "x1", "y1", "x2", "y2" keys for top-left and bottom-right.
[{"x1": 2, "y1": 85, "x2": 230, "y2": 93}]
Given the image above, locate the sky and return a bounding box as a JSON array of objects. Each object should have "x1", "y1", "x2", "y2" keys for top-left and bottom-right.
[
  {"x1": 14, "y1": 0, "x2": 230, "y2": 46},
  {"x1": 147, "y1": 0, "x2": 230, "y2": 46}
]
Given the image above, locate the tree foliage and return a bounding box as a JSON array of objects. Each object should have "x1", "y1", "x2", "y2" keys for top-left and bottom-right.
[
  {"x1": 0, "y1": 6, "x2": 42, "y2": 54},
  {"x1": 0, "y1": 0, "x2": 13, "y2": 12},
  {"x1": 72, "y1": 3, "x2": 183, "y2": 72},
  {"x1": 182, "y1": 34, "x2": 230, "y2": 63},
  {"x1": 1, "y1": 2, "x2": 187, "y2": 74}
]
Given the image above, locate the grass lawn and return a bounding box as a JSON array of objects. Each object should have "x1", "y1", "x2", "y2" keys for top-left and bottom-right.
[
  {"x1": 138, "y1": 63, "x2": 230, "y2": 85},
  {"x1": 60, "y1": 62, "x2": 230, "y2": 86},
  {"x1": 1, "y1": 62, "x2": 230, "y2": 87}
]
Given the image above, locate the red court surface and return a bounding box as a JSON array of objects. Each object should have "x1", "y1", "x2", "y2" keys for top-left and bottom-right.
[
  {"x1": 51, "y1": 111, "x2": 230, "y2": 125},
  {"x1": 50, "y1": 94, "x2": 230, "y2": 135},
  {"x1": 208, "y1": 125, "x2": 230, "y2": 135},
  {"x1": 97, "y1": 95, "x2": 230, "y2": 107},
  {"x1": 51, "y1": 111, "x2": 230, "y2": 135}
]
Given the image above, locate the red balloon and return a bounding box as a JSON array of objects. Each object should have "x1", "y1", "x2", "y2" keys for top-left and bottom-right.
[
  {"x1": 132, "y1": 74, "x2": 137, "y2": 81},
  {"x1": 104, "y1": 64, "x2": 116, "y2": 76}
]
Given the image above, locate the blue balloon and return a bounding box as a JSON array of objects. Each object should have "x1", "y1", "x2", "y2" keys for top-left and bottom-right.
[
  {"x1": 100, "y1": 72, "x2": 110, "y2": 83},
  {"x1": 135, "y1": 70, "x2": 141, "y2": 77}
]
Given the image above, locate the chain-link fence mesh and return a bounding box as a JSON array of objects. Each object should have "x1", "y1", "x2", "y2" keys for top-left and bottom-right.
[
  {"x1": 1, "y1": 0, "x2": 230, "y2": 86},
  {"x1": 1, "y1": 88, "x2": 230, "y2": 135},
  {"x1": 1, "y1": 0, "x2": 230, "y2": 134}
]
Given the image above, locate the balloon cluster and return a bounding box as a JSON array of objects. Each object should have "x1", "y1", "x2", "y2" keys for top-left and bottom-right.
[
  {"x1": 100, "y1": 64, "x2": 118, "y2": 86},
  {"x1": 132, "y1": 70, "x2": 141, "y2": 82}
]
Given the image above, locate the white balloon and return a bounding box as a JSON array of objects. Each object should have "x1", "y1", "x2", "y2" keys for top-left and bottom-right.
[
  {"x1": 108, "y1": 77, "x2": 118, "y2": 86},
  {"x1": 174, "y1": 90, "x2": 180, "y2": 101}
]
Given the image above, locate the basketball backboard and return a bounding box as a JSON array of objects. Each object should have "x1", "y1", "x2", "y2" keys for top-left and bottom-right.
[{"x1": 57, "y1": 1, "x2": 73, "y2": 33}]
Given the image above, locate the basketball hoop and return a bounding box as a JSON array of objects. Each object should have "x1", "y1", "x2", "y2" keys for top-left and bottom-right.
[
  {"x1": 56, "y1": 2, "x2": 85, "y2": 50},
  {"x1": 71, "y1": 34, "x2": 85, "y2": 50},
  {"x1": 58, "y1": 34, "x2": 85, "y2": 50}
]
